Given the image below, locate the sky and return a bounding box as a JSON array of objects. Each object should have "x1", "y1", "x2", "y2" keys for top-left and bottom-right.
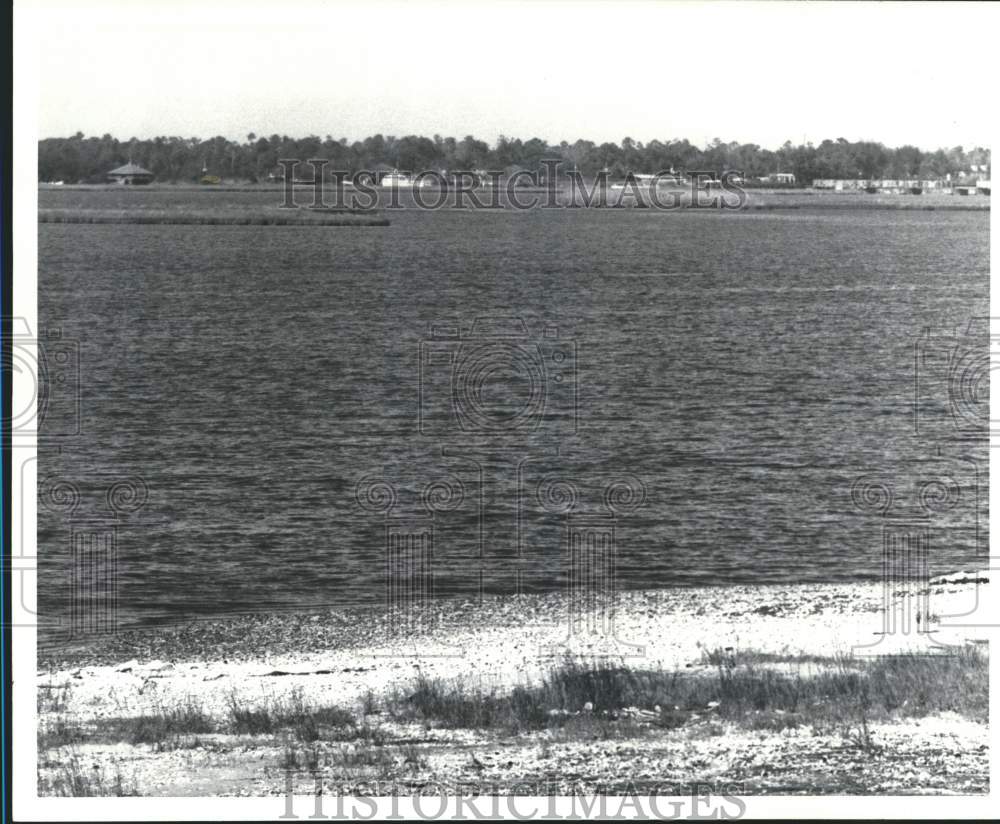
[{"x1": 22, "y1": 0, "x2": 999, "y2": 151}]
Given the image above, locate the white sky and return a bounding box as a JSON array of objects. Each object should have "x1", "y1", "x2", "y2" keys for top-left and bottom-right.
[{"x1": 22, "y1": 0, "x2": 999, "y2": 150}]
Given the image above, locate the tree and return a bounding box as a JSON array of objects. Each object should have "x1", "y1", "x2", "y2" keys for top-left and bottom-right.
[{"x1": 35, "y1": 131, "x2": 990, "y2": 184}]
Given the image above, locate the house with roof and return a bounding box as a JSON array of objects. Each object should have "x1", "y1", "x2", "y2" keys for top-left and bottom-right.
[
  {"x1": 766, "y1": 172, "x2": 796, "y2": 185},
  {"x1": 107, "y1": 162, "x2": 154, "y2": 185}
]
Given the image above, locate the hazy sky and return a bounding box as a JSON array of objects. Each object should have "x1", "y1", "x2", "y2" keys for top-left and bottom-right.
[{"x1": 24, "y1": 0, "x2": 998, "y2": 150}]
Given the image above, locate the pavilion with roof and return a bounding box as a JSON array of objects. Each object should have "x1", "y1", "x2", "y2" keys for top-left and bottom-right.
[{"x1": 107, "y1": 162, "x2": 154, "y2": 185}]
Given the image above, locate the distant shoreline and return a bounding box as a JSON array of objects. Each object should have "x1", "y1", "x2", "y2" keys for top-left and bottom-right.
[
  {"x1": 37, "y1": 207, "x2": 389, "y2": 226},
  {"x1": 36, "y1": 185, "x2": 992, "y2": 212}
]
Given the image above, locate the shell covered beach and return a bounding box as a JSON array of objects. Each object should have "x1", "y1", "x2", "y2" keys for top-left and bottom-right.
[{"x1": 38, "y1": 573, "x2": 990, "y2": 796}]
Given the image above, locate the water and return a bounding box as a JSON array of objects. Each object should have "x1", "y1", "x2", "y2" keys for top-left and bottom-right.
[{"x1": 37, "y1": 189, "x2": 990, "y2": 642}]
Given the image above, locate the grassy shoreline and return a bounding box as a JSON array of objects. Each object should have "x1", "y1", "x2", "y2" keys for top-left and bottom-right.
[
  {"x1": 37, "y1": 574, "x2": 990, "y2": 796},
  {"x1": 39, "y1": 644, "x2": 989, "y2": 797},
  {"x1": 38, "y1": 185, "x2": 990, "y2": 211}
]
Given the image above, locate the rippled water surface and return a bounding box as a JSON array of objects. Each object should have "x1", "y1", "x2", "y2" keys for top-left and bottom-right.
[{"x1": 37, "y1": 189, "x2": 990, "y2": 641}]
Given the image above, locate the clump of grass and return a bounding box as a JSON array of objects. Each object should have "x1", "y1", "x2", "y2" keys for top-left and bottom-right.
[
  {"x1": 389, "y1": 673, "x2": 510, "y2": 729},
  {"x1": 227, "y1": 692, "x2": 277, "y2": 736},
  {"x1": 39, "y1": 753, "x2": 139, "y2": 797},
  {"x1": 40, "y1": 689, "x2": 359, "y2": 751},
  {"x1": 280, "y1": 744, "x2": 300, "y2": 771},
  {"x1": 344, "y1": 724, "x2": 388, "y2": 745},
  {"x1": 537, "y1": 658, "x2": 675, "y2": 715},
  {"x1": 385, "y1": 648, "x2": 988, "y2": 735},
  {"x1": 227, "y1": 688, "x2": 355, "y2": 741},
  {"x1": 97, "y1": 698, "x2": 216, "y2": 745},
  {"x1": 360, "y1": 689, "x2": 378, "y2": 716},
  {"x1": 38, "y1": 717, "x2": 86, "y2": 751},
  {"x1": 388, "y1": 663, "x2": 646, "y2": 732},
  {"x1": 842, "y1": 711, "x2": 881, "y2": 753},
  {"x1": 38, "y1": 682, "x2": 81, "y2": 750},
  {"x1": 862, "y1": 649, "x2": 987, "y2": 721}
]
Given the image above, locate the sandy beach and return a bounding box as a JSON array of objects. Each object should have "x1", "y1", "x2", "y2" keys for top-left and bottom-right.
[{"x1": 37, "y1": 573, "x2": 990, "y2": 796}]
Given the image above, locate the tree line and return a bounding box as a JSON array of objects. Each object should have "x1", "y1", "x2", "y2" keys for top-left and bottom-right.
[{"x1": 39, "y1": 132, "x2": 991, "y2": 184}]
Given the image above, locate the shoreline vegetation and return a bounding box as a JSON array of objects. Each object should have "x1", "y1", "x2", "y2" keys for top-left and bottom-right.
[
  {"x1": 37, "y1": 133, "x2": 990, "y2": 188},
  {"x1": 38, "y1": 573, "x2": 990, "y2": 796},
  {"x1": 37, "y1": 187, "x2": 991, "y2": 219},
  {"x1": 38, "y1": 208, "x2": 390, "y2": 226}
]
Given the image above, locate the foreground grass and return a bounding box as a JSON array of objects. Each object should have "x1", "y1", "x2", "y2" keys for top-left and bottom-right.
[
  {"x1": 386, "y1": 647, "x2": 987, "y2": 736},
  {"x1": 38, "y1": 687, "x2": 356, "y2": 751},
  {"x1": 39, "y1": 647, "x2": 987, "y2": 755},
  {"x1": 37, "y1": 752, "x2": 140, "y2": 797},
  {"x1": 37, "y1": 647, "x2": 988, "y2": 795}
]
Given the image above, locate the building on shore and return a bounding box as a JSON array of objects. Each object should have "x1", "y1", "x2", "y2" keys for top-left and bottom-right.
[
  {"x1": 813, "y1": 177, "x2": 988, "y2": 195},
  {"x1": 107, "y1": 162, "x2": 154, "y2": 185}
]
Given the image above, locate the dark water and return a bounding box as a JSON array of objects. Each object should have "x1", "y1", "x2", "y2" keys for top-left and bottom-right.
[{"x1": 37, "y1": 189, "x2": 990, "y2": 642}]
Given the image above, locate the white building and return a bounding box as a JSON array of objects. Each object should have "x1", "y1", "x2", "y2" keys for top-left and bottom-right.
[{"x1": 380, "y1": 170, "x2": 415, "y2": 188}]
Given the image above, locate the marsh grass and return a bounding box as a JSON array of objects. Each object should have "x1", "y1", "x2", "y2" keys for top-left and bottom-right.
[
  {"x1": 38, "y1": 647, "x2": 986, "y2": 757},
  {"x1": 37, "y1": 717, "x2": 86, "y2": 751},
  {"x1": 38, "y1": 688, "x2": 358, "y2": 752},
  {"x1": 384, "y1": 648, "x2": 987, "y2": 735},
  {"x1": 108, "y1": 699, "x2": 215, "y2": 744},
  {"x1": 38, "y1": 752, "x2": 139, "y2": 797},
  {"x1": 38, "y1": 208, "x2": 389, "y2": 226},
  {"x1": 360, "y1": 689, "x2": 379, "y2": 716},
  {"x1": 226, "y1": 687, "x2": 356, "y2": 740}
]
